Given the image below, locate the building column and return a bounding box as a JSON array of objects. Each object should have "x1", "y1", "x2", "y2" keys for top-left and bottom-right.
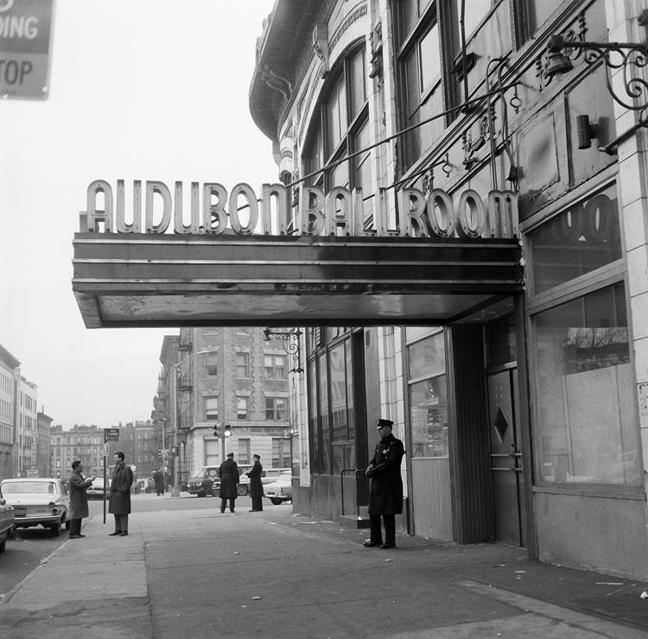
[{"x1": 606, "y1": 1, "x2": 648, "y2": 484}]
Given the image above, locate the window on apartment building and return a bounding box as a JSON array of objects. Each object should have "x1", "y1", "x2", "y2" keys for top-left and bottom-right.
[
  {"x1": 397, "y1": 0, "x2": 449, "y2": 168},
  {"x1": 272, "y1": 438, "x2": 291, "y2": 467},
  {"x1": 236, "y1": 397, "x2": 249, "y2": 420},
  {"x1": 238, "y1": 438, "x2": 251, "y2": 464},
  {"x1": 303, "y1": 44, "x2": 372, "y2": 230},
  {"x1": 204, "y1": 396, "x2": 218, "y2": 420},
  {"x1": 236, "y1": 352, "x2": 250, "y2": 378},
  {"x1": 264, "y1": 355, "x2": 287, "y2": 379},
  {"x1": 204, "y1": 355, "x2": 218, "y2": 377},
  {"x1": 265, "y1": 397, "x2": 287, "y2": 421}
]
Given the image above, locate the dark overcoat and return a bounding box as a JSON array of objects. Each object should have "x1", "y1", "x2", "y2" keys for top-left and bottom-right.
[
  {"x1": 368, "y1": 433, "x2": 405, "y2": 516},
  {"x1": 109, "y1": 461, "x2": 133, "y2": 515},
  {"x1": 69, "y1": 470, "x2": 93, "y2": 519},
  {"x1": 245, "y1": 460, "x2": 264, "y2": 498},
  {"x1": 218, "y1": 458, "x2": 239, "y2": 499}
]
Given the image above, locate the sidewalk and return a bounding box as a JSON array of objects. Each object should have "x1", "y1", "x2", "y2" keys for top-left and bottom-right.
[{"x1": 1, "y1": 497, "x2": 647, "y2": 638}]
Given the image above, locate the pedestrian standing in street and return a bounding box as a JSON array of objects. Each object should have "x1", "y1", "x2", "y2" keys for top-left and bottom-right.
[
  {"x1": 218, "y1": 452, "x2": 239, "y2": 513},
  {"x1": 153, "y1": 468, "x2": 165, "y2": 496},
  {"x1": 108, "y1": 451, "x2": 134, "y2": 537},
  {"x1": 364, "y1": 418, "x2": 405, "y2": 549},
  {"x1": 246, "y1": 454, "x2": 264, "y2": 512},
  {"x1": 68, "y1": 460, "x2": 95, "y2": 539}
]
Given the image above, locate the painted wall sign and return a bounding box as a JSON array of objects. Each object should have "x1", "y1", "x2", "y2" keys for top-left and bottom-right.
[
  {"x1": 81, "y1": 180, "x2": 518, "y2": 240},
  {"x1": 0, "y1": 0, "x2": 54, "y2": 99}
]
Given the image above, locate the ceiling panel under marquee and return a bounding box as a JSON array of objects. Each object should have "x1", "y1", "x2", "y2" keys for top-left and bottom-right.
[{"x1": 72, "y1": 234, "x2": 523, "y2": 328}]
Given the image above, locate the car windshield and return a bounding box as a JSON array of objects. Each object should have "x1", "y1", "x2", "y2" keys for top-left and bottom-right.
[
  {"x1": 189, "y1": 469, "x2": 208, "y2": 480},
  {"x1": 3, "y1": 481, "x2": 56, "y2": 495}
]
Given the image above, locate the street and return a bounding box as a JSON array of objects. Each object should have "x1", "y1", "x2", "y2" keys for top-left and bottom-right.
[{"x1": 1, "y1": 493, "x2": 646, "y2": 639}]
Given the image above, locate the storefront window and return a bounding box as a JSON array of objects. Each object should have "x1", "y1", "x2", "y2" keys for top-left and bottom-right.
[
  {"x1": 307, "y1": 329, "x2": 356, "y2": 475},
  {"x1": 529, "y1": 184, "x2": 621, "y2": 294},
  {"x1": 407, "y1": 331, "x2": 448, "y2": 457},
  {"x1": 533, "y1": 283, "x2": 641, "y2": 485}
]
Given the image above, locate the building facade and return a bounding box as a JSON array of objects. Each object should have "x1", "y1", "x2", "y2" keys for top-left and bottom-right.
[
  {"x1": 0, "y1": 344, "x2": 19, "y2": 480},
  {"x1": 247, "y1": 0, "x2": 648, "y2": 580},
  {"x1": 50, "y1": 424, "x2": 106, "y2": 479},
  {"x1": 35, "y1": 410, "x2": 53, "y2": 477},
  {"x1": 153, "y1": 327, "x2": 292, "y2": 487},
  {"x1": 70, "y1": 0, "x2": 648, "y2": 581},
  {"x1": 17, "y1": 376, "x2": 38, "y2": 477}
]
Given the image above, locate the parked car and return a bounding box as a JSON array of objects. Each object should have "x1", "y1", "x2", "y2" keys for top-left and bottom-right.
[
  {"x1": 0, "y1": 478, "x2": 70, "y2": 536},
  {"x1": 263, "y1": 471, "x2": 293, "y2": 505},
  {"x1": 187, "y1": 467, "x2": 220, "y2": 497},
  {"x1": 237, "y1": 466, "x2": 290, "y2": 495},
  {"x1": 0, "y1": 495, "x2": 14, "y2": 553},
  {"x1": 87, "y1": 477, "x2": 110, "y2": 500}
]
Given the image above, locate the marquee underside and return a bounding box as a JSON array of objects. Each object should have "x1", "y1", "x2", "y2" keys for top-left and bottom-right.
[{"x1": 72, "y1": 234, "x2": 524, "y2": 328}]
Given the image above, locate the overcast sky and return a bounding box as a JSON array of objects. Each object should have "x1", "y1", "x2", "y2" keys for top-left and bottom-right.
[{"x1": 0, "y1": 0, "x2": 278, "y2": 428}]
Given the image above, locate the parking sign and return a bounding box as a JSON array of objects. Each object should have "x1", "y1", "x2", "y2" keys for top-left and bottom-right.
[{"x1": 0, "y1": 0, "x2": 55, "y2": 99}]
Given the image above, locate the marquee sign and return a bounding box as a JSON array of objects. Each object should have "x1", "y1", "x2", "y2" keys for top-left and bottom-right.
[{"x1": 81, "y1": 179, "x2": 519, "y2": 240}]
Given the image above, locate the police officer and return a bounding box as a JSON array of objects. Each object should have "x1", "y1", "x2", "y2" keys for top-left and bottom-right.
[{"x1": 363, "y1": 418, "x2": 405, "y2": 549}]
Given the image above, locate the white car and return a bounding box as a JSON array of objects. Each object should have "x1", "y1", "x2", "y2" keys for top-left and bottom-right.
[
  {"x1": 263, "y1": 471, "x2": 293, "y2": 505},
  {"x1": 0, "y1": 478, "x2": 70, "y2": 536},
  {"x1": 87, "y1": 477, "x2": 110, "y2": 500}
]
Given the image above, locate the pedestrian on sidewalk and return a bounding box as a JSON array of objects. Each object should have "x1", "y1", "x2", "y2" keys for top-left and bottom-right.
[
  {"x1": 108, "y1": 451, "x2": 134, "y2": 536},
  {"x1": 246, "y1": 454, "x2": 264, "y2": 512},
  {"x1": 364, "y1": 418, "x2": 405, "y2": 549},
  {"x1": 218, "y1": 452, "x2": 239, "y2": 513},
  {"x1": 68, "y1": 460, "x2": 95, "y2": 539}
]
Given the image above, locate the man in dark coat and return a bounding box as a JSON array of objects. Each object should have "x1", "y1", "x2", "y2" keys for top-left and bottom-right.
[
  {"x1": 245, "y1": 454, "x2": 264, "y2": 512},
  {"x1": 218, "y1": 452, "x2": 240, "y2": 513},
  {"x1": 153, "y1": 469, "x2": 164, "y2": 496},
  {"x1": 69, "y1": 460, "x2": 95, "y2": 539},
  {"x1": 364, "y1": 418, "x2": 405, "y2": 549},
  {"x1": 108, "y1": 451, "x2": 134, "y2": 536}
]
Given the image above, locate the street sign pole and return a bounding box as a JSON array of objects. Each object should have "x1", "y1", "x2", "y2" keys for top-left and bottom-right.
[{"x1": 103, "y1": 428, "x2": 119, "y2": 524}]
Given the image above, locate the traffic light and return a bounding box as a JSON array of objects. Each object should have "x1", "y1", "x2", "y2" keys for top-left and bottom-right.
[
  {"x1": 223, "y1": 424, "x2": 232, "y2": 438},
  {"x1": 157, "y1": 450, "x2": 163, "y2": 458},
  {"x1": 213, "y1": 424, "x2": 219, "y2": 437}
]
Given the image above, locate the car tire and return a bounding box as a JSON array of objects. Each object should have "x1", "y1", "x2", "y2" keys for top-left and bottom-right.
[
  {"x1": 237, "y1": 485, "x2": 248, "y2": 496},
  {"x1": 50, "y1": 520, "x2": 61, "y2": 537},
  {"x1": 0, "y1": 537, "x2": 6, "y2": 553},
  {"x1": 197, "y1": 491, "x2": 205, "y2": 498},
  {"x1": 270, "y1": 498, "x2": 283, "y2": 505}
]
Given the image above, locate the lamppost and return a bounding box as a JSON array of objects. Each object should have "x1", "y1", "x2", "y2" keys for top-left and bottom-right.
[{"x1": 170, "y1": 348, "x2": 216, "y2": 496}]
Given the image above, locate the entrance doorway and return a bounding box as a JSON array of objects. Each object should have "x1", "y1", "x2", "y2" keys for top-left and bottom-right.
[
  {"x1": 484, "y1": 313, "x2": 526, "y2": 547},
  {"x1": 486, "y1": 365, "x2": 526, "y2": 546}
]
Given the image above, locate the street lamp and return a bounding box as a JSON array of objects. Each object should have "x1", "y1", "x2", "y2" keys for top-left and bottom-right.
[{"x1": 171, "y1": 348, "x2": 216, "y2": 496}]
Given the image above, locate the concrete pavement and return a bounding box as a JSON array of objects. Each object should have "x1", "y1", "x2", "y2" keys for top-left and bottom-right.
[{"x1": 1, "y1": 494, "x2": 647, "y2": 638}]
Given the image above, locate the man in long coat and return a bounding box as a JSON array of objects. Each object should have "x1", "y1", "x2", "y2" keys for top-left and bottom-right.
[
  {"x1": 108, "y1": 451, "x2": 134, "y2": 536},
  {"x1": 364, "y1": 418, "x2": 405, "y2": 549},
  {"x1": 245, "y1": 454, "x2": 264, "y2": 512},
  {"x1": 218, "y1": 452, "x2": 239, "y2": 513},
  {"x1": 69, "y1": 460, "x2": 95, "y2": 539}
]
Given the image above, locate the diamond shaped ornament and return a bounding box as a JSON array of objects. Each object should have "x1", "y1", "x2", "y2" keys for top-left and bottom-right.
[{"x1": 493, "y1": 406, "x2": 509, "y2": 444}]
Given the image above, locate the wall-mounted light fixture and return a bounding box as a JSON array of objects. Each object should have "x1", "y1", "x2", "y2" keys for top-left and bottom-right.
[
  {"x1": 263, "y1": 327, "x2": 303, "y2": 373},
  {"x1": 543, "y1": 11, "x2": 648, "y2": 152}
]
